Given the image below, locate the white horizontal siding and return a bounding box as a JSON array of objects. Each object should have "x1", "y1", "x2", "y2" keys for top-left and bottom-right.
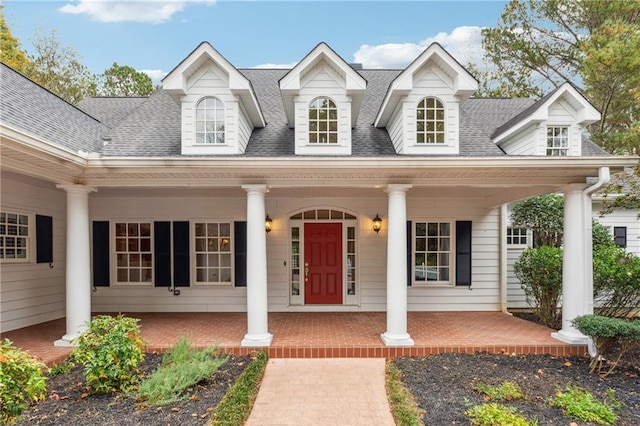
[
  {"x1": 500, "y1": 125, "x2": 538, "y2": 155},
  {"x1": 593, "y1": 204, "x2": 640, "y2": 256},
  {"x1": 1, "y1": 173, "x2": 67, "y2": 332}
]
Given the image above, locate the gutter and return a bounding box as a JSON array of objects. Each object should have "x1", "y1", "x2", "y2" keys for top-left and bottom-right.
[{"x1": 582, "y1": 166, "x2": 610, "y2": 356}]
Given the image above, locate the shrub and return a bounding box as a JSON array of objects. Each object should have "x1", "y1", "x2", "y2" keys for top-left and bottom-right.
[
  {"x1": 138, "y1": 336, "x2": 227, "y2": 406},
  {"x1": 71, "y1": 314, "x2": 146, "y2": 394},
  {"x1": 473, "y1": 381, "x2": 523, "y2": 401},
  {"x1": 572, "y1": 315, "x2": 640, "y2": 376},
  {"x1": 514, "y1": 246, "x2": 563, "y2": 329},
  {"x1": 510, "y1": 194, "x2": 563, "y2": 248},
  {"x1": 593, "y1": 245, "x2": 640, "y2": 318},
  {"x1": 549, "y1": 384, "x2": 618, "y2": 425},
  {"x1": 465, "y1": 403, "x2": 537, "y2": 426},
  {"x1": 0, "y1": 339, "x2": 47, "y2": 424}
]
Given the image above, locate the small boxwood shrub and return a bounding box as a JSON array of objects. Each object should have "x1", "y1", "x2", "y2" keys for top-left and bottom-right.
[
  {"x1": 0, "y1": 339, "x2": 47, "y2": 424},
  {"x1": 593, "y1": 245, "x2": 640, "y2": 318},
  {"x1": 72, "y1": 314, "x2": 146, "y2": 394}
]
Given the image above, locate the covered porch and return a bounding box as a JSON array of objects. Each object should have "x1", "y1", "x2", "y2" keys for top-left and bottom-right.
[{"x1": 1, "y1": 312, "x2": 587, "y2": 366}]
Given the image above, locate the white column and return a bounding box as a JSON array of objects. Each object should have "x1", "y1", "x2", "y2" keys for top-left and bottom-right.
[
  {"x1": 241, "y1": 185, "x2": 273, "y2": 347},
  {"x1": 55, "y1": 184, "x2": 96, "y2": 347},
  {"x1": 552, "y1": 184, "x2": 589, "y2": 344},
  {"x1": 381, "y1": 184, "x2": 414, "y2": 346}
]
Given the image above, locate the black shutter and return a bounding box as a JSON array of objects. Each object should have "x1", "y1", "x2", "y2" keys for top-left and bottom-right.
[
  {"x1": 234, "y1": 221, "x2": 247, "y2": 287},
  {"x1": 92, "y1": 221, "x2": 110, "y2": 286},
  {"x1": 173, "y1": 221, "x2": 190, "y2": 287},
  {"x1": 407, "y1": 221, "x2": 412, "y2": 286},
  {"x1": 154, "y1": 221, "x2": 171, "y2": 287},
  {"x1": 455, "y1": 221, "x2": 472, "y2": 286},
  {"x1": 36, "y1": 214, "x2": 53, "y2": 263},
  {"x1": 613, "y1": 226, "x2": 627, "y2": 248}
]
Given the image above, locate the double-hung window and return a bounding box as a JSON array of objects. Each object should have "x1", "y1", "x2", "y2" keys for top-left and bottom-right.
[
  {"x1": 414, "y1": 221, "x2": 451, "y2": 284},
  {"x1": 546, "y1": 126, "x2": 569, "y2": 156},
  {"x1": 416, "y1": 97, "x2": 445, "y2": 144},
  {"x1": 195, "y1": 97, "x2": 225, "y2": 144},
  {"x1": 0, "y1": 211, "x2": 30, "y2": 262},
  {"x1": 507, "y1": 227, "x2": 529, "y2": 247},
  {"x1": 115, "y1": 222, "x2": 152, "y2": 284},
  {"x1": 309, "y1": 97, "x2": 338, "y2": 144},
  {"x1": 194, "y1": 221, "x2": 232, "y2": 284}
]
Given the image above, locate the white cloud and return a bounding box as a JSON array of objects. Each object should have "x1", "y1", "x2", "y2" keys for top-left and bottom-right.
[
  {"x1": 140, "y1": 69, "x2": 167, "y2": 85},
  {"x1": 59, "y1": 0, "x2": 216, "y2": 24},
  {"x1": 251, "y1": 62, "x2": 298, "y2": 69},
  {"x1": 353, "y1": 26, "x2": 485, "y2": 69}
]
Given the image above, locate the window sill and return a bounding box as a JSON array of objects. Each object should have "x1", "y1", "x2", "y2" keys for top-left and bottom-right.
[
  {"x1": 113, "y1": 282, "x2": 154, "y2": 287},
  {"x1": 193, "y1": 282, "x2": 234, "y2": 287},
  {"x1": 412, "y1": 282, "x2": 454, "y2": 288}
]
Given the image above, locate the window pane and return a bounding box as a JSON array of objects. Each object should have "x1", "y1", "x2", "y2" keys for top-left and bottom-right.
[
  {"x1": 116, "y1": 223, "x2": 127, "y2": 236},
  {"x1": 208, "y1": 269, "x2": 219, "y2": 282},
  {"x1": 130, "y1": 269, "x2": 140, "y2": 282},
  {"x1": 427, "y1": 223, "x2": 438, "y2": 236},
  {"x1": 195, "y1": 223, "x2": 206, "y2": 236},
  {"x1": 440, "y1": 223, "x2": 450, "y2": 236},
  {"x1": 128, "y1": 223, "x2": 138, "y2": 236},
  {"x1": 130, "y1": 254, "x2": 140, "y2": 267},
  {"x1": 220, "y1": 268, "x2": 231, "y2": 282},
  {"x1": 197, "y1": 268, "x2": 207, "y2": 282},
  {"x1": 416, "y1": 238, "x2": 426, "y2": 251},
  {"x1": 220, "y1": 254, "x2": 231, "y2": 267},
  {"x1": 416, "y1": 222, "x2": 426, "y2": 236},
  {"x1": 220, "y1": 223, "x2": 230, "y2": 236}
]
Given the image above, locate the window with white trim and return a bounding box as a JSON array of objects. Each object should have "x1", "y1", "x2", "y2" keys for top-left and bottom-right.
[
  {"x1": 416, "y1": 97, "x2": 445, "y2": 144},
  {"x1": 546, "y1": 126, "x2": 569, "y2": 156},
  {"x1": 309, "y1": 97, "x2": 338, "y2": 144},
  {"x1": 414, "y1": 221, "x2": 451, "y2": 284},
  {"x1": 194, "y1": 222, "x2": 232, "y2": 284},
  {"x1": 115, "y1": 222, "x2": 152, "y2": 283},
  {"x1": 195, "y1": 97, "x2": 225, "y2": 144},
  {"x1": 0, "y1": 211, "x2": 30, "y2": 262},
  {"x1": 507, "y1": 227, "x2": 529, "y2": 246}
]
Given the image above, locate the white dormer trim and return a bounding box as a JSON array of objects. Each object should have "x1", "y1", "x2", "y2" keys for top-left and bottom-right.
[
  {"x1": 163, "y1": 42, "x2": 266, "y2": 128},
  {"x1": 374, "y1": 43, "x2": 477, "y2": 128},
  {"x1": 492, "y1": 83, "x2": 600, "y2": 145},
  {"x1": 279, "y1": 42, "x2": 367, "y2": 129}
]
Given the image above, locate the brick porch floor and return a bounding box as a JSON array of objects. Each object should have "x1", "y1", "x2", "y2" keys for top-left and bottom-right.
[{"x1": 1, "y1": 312, "x2": 588, "y2": 366}]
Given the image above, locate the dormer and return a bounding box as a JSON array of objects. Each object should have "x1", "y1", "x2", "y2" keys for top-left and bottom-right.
[
  {"x1": 374, "y1": 43, "x2": 477, "y2": 155},
  {"x1": 279, "y1": 43, "x2": 367, "y2": 156},
  {"x1": 492, "y1": 83, "x2": 600, "y2": 157},
  {"x1": 162, "y1": 42, "x2": 265, "y2": 155}
]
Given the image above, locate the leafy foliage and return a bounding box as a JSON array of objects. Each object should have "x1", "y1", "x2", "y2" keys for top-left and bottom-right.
[
  {"x1": 71, "y1": 314, "x2": 146, "y2": 394},
  {"x1": 549, "y1": 384, "x2": 619, "y2": 425},
  {"x1": 474, "y1": 381, "x2": 524, "y2": 401},
  {"x1": 510, "y1": 194, "x2": 564, "y2": 247},
  {"x1": 600, "y1": 166, "x2": 640, "y2": 218},
  {"x1": 466, "y1": 403, "x2": 538, "y2": 426},
  {"x1": 514, "y1": 246, "x2": 563, "y2": 329},
  {"x1": 0, "y1": 339, "x2": 47, "y2": 425},
  {"x1": 0, "y1": 5, "x2": 32, "y2": 75},
  {"x1": 211, "y1": 351, "x2": 268, "y2": 426},
  {"x1": 137, "y1": 336, "x2": 227, "y2": 406},
  {"x1": 99, "y1": 62, "x2": 153, "y2": 96},
  {"x1": 593, "y1": 245, "x2": 640, "y2": 318},
  {"x1": 572, "y1": 315, "x2": 640, "y2": 376}
]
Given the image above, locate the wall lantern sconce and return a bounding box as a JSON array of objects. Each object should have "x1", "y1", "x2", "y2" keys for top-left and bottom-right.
[
  {"x1": 265, "y1": 215, "x2": 273, "y2": 233},
  {"x1": 372, "y1": 214, "x2": 382, "y2": 234}
]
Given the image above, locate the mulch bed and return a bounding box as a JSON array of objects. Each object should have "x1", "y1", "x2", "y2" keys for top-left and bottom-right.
[
  {"x1": 16, "y1": 354, "x2": 252, "y2": 426},
  {"x1": 395, "y1": 352, "x2": 640, "y2": 425}
]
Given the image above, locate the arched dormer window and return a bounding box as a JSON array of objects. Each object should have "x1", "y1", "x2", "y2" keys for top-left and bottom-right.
[
  {"x1": 195, "y1": 97, "x2": 225, "y2": 144},
  {"x1": 309, "y1": 97, "x2": 338, "y2": 144},
  {"x1": 416, "y1": 97, "x2": 445, "y2": 144}
]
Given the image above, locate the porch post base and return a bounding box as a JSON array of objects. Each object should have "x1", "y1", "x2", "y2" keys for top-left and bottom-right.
[
  {"x1": 54, "y1": 334, "x2": 79, "y2": 347},
  {"x1": 241, "y1": 332, "x2": 273, "y2": 347},
  {"x1": 381, "y1": 332, "x2": 414, "y2": 347},
  {"x1": 551, "y1": 330, "x2": 588, "y2": 345}
]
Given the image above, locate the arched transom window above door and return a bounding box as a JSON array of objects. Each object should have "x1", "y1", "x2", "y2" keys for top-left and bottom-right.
[{"x1": 289, "y1": 209, "x2": 356, "y2": 220}]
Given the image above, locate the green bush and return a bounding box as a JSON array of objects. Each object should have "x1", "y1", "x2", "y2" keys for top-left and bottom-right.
[
  {"x1": 138, "y1": 336, "x2": 227, "y2": 406},
  {"x1": 592, "y1": 221, "x2": 616, "y2": 249},
  {"x1": 466, "y1": 403, "x2": 537, "y2": 426},
  {"x1": 0, "y1": 339, "x2": 47, "y2": 424},
  {"x1": 549, "y1": 384, "x2": 618, "y2": 425},
  {"x1": 572, "y1": 315, "x2": 640, "y2": 376},
  {"x1": 514, "y1": 246, "x2": 563, "y2": 329},
  {"x1": 593, "y1": 245, "x2": 640, "y2": 318},
  {"x1": 510, "y1": 194, "x2": 563, "y2": 248},
  {"x1": 71, "y1": 314, "x2": 146, "y2": 394}
]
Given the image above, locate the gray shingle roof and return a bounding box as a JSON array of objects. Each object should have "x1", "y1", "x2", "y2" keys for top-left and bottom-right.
[
  {"x1": 0, "y1": 63, "x2": 108, "y2": 153},
  {"x1": 1, "y1": 62, "x2": 608, "y2": 158}
]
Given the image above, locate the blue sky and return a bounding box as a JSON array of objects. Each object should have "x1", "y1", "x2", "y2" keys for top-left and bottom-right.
[{"x1": 4, "y1": 1, "x2": 508, "y2": 83}]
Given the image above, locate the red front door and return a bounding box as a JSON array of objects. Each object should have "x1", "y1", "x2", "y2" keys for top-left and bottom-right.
[{"x1": 304, "y1": 223, "x2": 342, "y2": 304}]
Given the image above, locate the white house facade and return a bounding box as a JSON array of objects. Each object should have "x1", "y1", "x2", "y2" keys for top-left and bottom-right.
[{"x1": 1, "y1": 42, "x2": 636, "y2": 347}]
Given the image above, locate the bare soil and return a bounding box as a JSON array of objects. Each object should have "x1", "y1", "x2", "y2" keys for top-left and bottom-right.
[
  {"x1": 16, "y1": 354, "x2": 251, "y2": 426},
  {"x1": 394, "y1": 352, "x2": 640, "y2": 425}
]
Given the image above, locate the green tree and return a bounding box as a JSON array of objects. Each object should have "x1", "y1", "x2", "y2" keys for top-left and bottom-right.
[
  {"x1": 510, "y1": 194, "x2": 564, "y2": 247},
  {"x1": 28, "y1": 29, "x2": 97, "y2": 104},
  {"x1": 99, "y1": 62, "x2": 153, "y2": 96},
  {"x1": 481, "y1": 0, "x2": 640, "y2": 155},
  {"x1": 0, "y1": 4, "x2": 32, "y2": 74}
]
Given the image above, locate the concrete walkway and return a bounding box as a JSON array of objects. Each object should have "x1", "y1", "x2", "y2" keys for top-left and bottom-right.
[{"x1": 245, "y1": 358, "x2": 395, "y2": 426}]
